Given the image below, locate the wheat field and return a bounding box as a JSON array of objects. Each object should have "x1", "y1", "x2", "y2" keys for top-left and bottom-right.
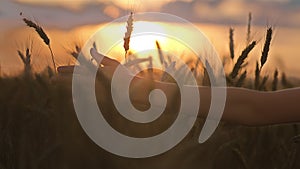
[{"x1": 0, "y1": 13, "x2": 300, "y2": 169}]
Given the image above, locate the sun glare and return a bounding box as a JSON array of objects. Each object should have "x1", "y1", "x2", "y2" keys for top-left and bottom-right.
[
  {"x1": 130, "y1": 22, "x2": 168, "y2": 52},
  {"x1": 104, "y1": 21, "x2": 170, "y2": 60},
  {"x1": 98, "y1": 21, "x2": 198, "y2": 64},
  {"x1": 130, "y1": 34, "x2": 166, "y2": 52}
]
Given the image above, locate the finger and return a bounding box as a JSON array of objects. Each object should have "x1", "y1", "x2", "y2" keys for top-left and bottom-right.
[
  {"x1": 58, "y1": 65, "x2": 88, "y2": 75},
  {"x1": 57, "y1": 66, "x2": 75, "y2": 74},
  {"x1": 90, "y1": 48, "x2": 120, "y2": 67}
]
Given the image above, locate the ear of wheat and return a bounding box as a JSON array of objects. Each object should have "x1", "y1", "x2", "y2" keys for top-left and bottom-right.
[
  {"x1": 229, "y1": 28, "x2": 235, "y2": 60},
  {"x1": 260, "y1": 27, "x2": 273, "y2": 70},
  {"x1": 230, "y1": 41, "x2": 256, "y2": 79},
  {"x1": 23, "y1": 17, "x2": 57, "y2": 73},
  {"x1": 123, "y1": 12, "x2": 134, "y2": 61},
  {"x1": 23, "y1": 18, "x2": 50, "y2": 45},
  {"x1": 247, "y1": 12, "x2": 252, "y2": 45}
]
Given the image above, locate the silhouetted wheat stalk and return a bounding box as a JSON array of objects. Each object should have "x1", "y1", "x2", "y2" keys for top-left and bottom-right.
[
  {"x1": 259, "y1": 76, "x2": 268, "y2": 91},
  {"x1": 272, "y1": 69, "x2": 278, "y2": 91},
  {"x1": 148, "y1": 56, "x2": 153, "y2": 72},
  {"x1": 202, "y1": 60, "x2": 216, "y2": 86},
  {"x1": 65, "y1": 42, "x2": 82, "y2": 63},
  {"x1": 261, "y1": 27, "x2": 273, "y2": 69},
  {"x1": 123, "y1": 12, "x2": 134, "y2": 61},
  {"x1": 156, "y1": 41, "x2": 168, "y2": 68},
  {"x1": 253, "y1": 27, "x2": 273, "y2": 89},
  {"x1": 255, "y1": 61, "x2": 260, "y2": 90},
  {"x1": 281, "y1": 73, "x2": 293, "y2": 88},
  {"x1": 17, "y1": 48, "x2": 31, "y2": 75},
  {"x1": 23, "y1": 18, "x2": 57, "y2": 73},
  {"x1": 70, "y1": 45, "x2": 81, "y2": 60},
  {"x1": 236, "y1": 71, "x2": 247, "y2": 87},
  {"x1": 230, "y1": 41, "x2": 256, "y2": 79},
  {"x1": 247, "y1": 12, "x2": 252, "y2": 45},
  {"x1": 193, "y1": 58, "x2": 201, "y2": 78},
  {"x1": 229, "y1": 28, "x2": 235, "y2": 60}
]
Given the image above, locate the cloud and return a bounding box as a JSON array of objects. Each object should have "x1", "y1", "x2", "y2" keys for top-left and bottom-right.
[
  {"x1": 161, "y1": 1, "x2": 196, "y2": 20},
  {"x1": 0, "y1": 0, "x2": 127, "y2": 30},
  {"x1": 160, "y1": 0, "x2": 300, "y2": 27},
  {"x1": 1, "y1": 0, "x2": 299, "y2": 29}
]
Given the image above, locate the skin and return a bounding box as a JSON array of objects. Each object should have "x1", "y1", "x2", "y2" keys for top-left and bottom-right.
[{"x1": 57, "y1": 48, "x2": 300, "y2": 126}]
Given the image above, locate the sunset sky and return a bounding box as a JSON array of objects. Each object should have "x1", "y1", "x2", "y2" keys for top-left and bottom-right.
[
  {"x1": 1, "y1": 0, "x2": 300, "y2": 29},
  {"x1": 0, "y1": 0, "x2": 300, "y2": 77}
]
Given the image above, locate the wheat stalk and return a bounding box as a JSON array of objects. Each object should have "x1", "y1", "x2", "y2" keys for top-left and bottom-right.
[
  {"x1": 156, "y1": 41, "x2": 168, "y2": 68},
  {"x1": 202, "y1": 60, "x2": 216, "y2": 86},
  {"x1": 17, "y1": 37, "x2": 34, "y2": 76},
  {"x1": 161, "y1": 61, "x2": 176, "y2": 82},
  {"x1": 247, "y1": 12, "x2": 252, "y2": 45},
  {"x1": 255, "y1": 61, "x2": 260, "y2": 90},
  {"x1": 193, "y1": 58, "x2": 201, "y2": 78},
  {"x1": 23, "y1": 18, "x2": 49, "y2": 45},
  {"x1": 230, "y1": 41, "x2": 256, "y2": 79},
  {"x1": 281, "y1": 73, "x2": 293, "y2": 88},
  {"x1": 260, "y1": 27, "x2": 273, "y2": 70},
  {"x1": 22, "y1": 17, "x2": 57, "y2": 73},
  {"x1": 18, "y1": 48, "x2": 31, "y2": 65},
  {"x1": 229, "y1": 28, "x2": 235, "y2": 60},
  {"x1": 259, "y1": 76, "x2": 268, "y2": 91},
  {"x1": 236, "y1": 71, "x2": 247, "y2": 87},
  {"x1": 65, "y1": 42, "x2": 82, "y2": 62},
  {"x1": 17, "y1": 48, "x2": 32, "y2": 76},
  {"x1": 272, "y1": 69, "x2": 278, "y2": 91},
  {"x1": 71, "y1": 45, "x2": 81, "y2": 59},
  {"x1": 123, "y1": 12, "x2": 134, "y2": 61}
]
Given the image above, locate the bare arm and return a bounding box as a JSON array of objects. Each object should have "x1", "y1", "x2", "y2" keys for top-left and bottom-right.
[
  {"x1": 152, "y1": 80, "x2": 300, "y2": 126},
  {"x1": 223, "y1": 88, "x2": 300, "y2": 126},
  {"x1": 58, "y1": 49, "x2": 300, "y2": 126}
]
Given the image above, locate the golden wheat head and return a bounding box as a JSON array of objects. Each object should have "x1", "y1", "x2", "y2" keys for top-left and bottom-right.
[
  {"x1": 123, "y1": 12, "x2": 134, "y2": 58},
  {"x1": 23, "y1": 18, "x2": 50, "y2": 46}
]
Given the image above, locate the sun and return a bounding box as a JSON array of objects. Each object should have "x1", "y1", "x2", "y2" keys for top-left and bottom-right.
[
  {"x1": 129, "y1": 34, "x2": 167, "y2": 52},
  {"x1": 100, "y1": 20, "x2": 197, "y2": 63},
  {"x1": 100, "y1": 21, "x2": 170, "y2": 61},
  {"x1": 129, "y1": 21, "x2": 168, "y2": 53}
]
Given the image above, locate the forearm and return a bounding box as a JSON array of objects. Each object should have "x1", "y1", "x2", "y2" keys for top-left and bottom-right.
[
  {"x1": 132, "y1": 78, "x2": 300, "y2": 126},
  {"x1": 246, "y1": 88, "x2": 300, "y2": 125},
  {"x1": 201, "y1": 87, "x2": 300, "y2": 126},
  {"x1": 198, "y1": 87, "x2": 300, "y2": 126},
  {"x1": 90, "y1": 67, "x2": 300, "y2": 126}
]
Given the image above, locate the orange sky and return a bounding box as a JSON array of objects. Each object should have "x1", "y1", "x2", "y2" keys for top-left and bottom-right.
[
  {"x1": 1, "y1": 22, "x2": 300, "y2": 78},
  {"x1": 0, "y1": 0, "x2": 299, "y2": 78}
]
